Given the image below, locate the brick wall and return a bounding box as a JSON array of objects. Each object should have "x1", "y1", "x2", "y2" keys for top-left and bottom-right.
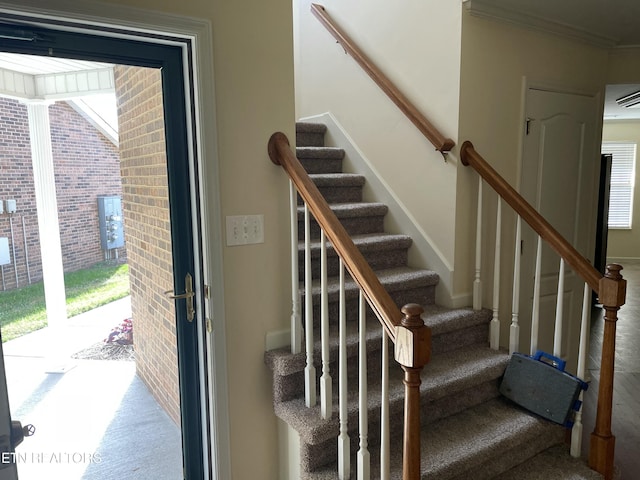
[
  {"x1": 115, "y1": 65, "x2": 180, "y2": 426},
  {"x1": 0, "y1": 98, "x2": 124, "y2": 291}
]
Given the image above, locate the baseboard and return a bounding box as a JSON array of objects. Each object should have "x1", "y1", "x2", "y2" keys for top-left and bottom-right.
[
  {"x1": 299, "y1": 112, "x2": 460, "y2": 308},
  {"x1": 607, "y1": 257, "x2": 640, "y2": 264},
  {"x1": 278, "y1": 418, "x2": 301, "y2": 480}
]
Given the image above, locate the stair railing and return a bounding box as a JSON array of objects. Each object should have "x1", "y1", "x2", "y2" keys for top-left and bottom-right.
[
  {"x1": 269, "y1": 131, "x2": 431, "y2": 480},
  {"x1": 461, "y1": 141, "x2": 626, "y2": 480},
  {"x1": 310, "y1": 3, "x2": 455, "y2": 154}
]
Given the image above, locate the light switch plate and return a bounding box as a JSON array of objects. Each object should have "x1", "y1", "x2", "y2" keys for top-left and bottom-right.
[{"x1": 226, "y1": 215, "x2": 264, "y2": 246}]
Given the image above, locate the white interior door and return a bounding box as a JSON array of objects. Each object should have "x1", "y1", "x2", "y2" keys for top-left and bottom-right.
[{"x1": 519, "y1": 87, "x2": 600, "y2": 368}]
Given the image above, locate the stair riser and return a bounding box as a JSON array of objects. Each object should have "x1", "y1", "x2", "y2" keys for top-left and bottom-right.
[
  {"x1": 273, "y1": 346, "x2": 391, "y2": 404},
  {"x1": 298, "y1": 215, "x2": 386, "y2": 239},
  {"x1": 299, "y1": 157, "x2": 343, "y2": 174},
  {"x1": 304, "y1": 285, "x2": 436, "y2": 325},
  {"x1": 297, "y1": 131, "x2": 325, "y2": 147},
  {"x1": 300, "y1": 379, "x2": 503, "y2": 473},
  {"x1": 447, "y1": 430, "x2": 565, "y2": 480},
  {"x1": 297, "y1": 185, "x2": 363, "y2": 205},
  {"x1": 298, "y1": 247, "x2": 409, "y2": 279}
]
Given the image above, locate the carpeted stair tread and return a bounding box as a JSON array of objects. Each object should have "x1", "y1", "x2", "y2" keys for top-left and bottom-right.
[
  {"x1": 299, "y1": 233, "x2": 413, "y2": 258},
  {"x1": 303, "y1": 266, "x2": 439, "y2": 306},
  {"x1": 421, "y1": 304, "x2": 493, "y2": 336},
  {"x1": 265, "y1": 316, "x2": 387, "y2": 377},
  {"x1": 304, "y1": 398, "x2": 565, "y2": 480},
  {"x1": 494, "y1": 444, "x2": 604, "y2": 480},
  {"x1": 297, "y1": 201, "x2": 388, "y2": 219},
  {"x1": 422, "y1": 398, "x2": 564, "y2": 479},
  {"x1": 309, "y1": 173, "x2": 366, "y2": 187},
  {"x1": 273, "y1": 345, "x2": 508, "y2": 446},
  {"x1": 296, "y1": 146, "x2": 345, "y2": 159},
  {"x1": 265, "y1": 306, "x2": 492, "y2": 378},
  {"x1": 297, "y1": 122, "x2": 327, "y2": 134}
]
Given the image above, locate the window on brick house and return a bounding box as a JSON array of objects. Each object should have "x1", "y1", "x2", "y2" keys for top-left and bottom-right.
[{"x1": 602, "y1": 142, "x2": 636, "y2": 229}]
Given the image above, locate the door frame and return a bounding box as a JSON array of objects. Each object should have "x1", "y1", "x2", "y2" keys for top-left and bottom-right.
[{"x1": 0, "y1": 1, "x2": 231, "y2": 478}]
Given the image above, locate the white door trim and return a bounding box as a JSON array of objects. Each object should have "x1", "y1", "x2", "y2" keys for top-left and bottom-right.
[{"x1": 0, "y1": 1, "x2": 231, "y2": 478}]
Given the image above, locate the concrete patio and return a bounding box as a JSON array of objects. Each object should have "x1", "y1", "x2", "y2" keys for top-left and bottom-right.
[{"x1": 2, "y1": 296, "x2": 183, "y2": 480}]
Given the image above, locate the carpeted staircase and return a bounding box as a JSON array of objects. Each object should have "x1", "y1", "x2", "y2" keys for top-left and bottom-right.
[{"x1": 265, "y1": 122, "x2": 603, "y2": 479}]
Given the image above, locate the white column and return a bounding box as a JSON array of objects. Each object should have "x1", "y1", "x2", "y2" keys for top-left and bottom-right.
[{"x1": 25, "y1": 101, "x2": 67, "y2": 326}]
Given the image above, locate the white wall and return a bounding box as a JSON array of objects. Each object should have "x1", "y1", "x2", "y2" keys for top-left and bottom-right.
[
  {"x1": 295, "y1": 0, "x2": 463, "y2": 302},
  {"x1": 602, "y1": 121, "x2": 640, "y2": 261},
  {"x1": 0, "y1": 0, "x2": 296, "y2": 478},
  {"x1": 458, "y1": 9, "x2": 609, "y2": 349}
]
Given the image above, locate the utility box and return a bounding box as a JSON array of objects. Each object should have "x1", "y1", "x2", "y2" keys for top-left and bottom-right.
[
  {"x1": 97, "y1": 196, "x2": 125, "y2": 250},
  {"x1": 0, "y1": 237, "x2": 9, "y2": 266}
]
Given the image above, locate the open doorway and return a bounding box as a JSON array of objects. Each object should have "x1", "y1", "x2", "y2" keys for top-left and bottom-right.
[
  {"x1": 0, "y1": 13, "x2": 213, "y2": 479},
  {"x1": 0, "y1": 58, "x2": 185, "y2": 479}
]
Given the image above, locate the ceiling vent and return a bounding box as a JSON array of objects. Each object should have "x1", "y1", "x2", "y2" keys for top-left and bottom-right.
[{"x1": 616, "y1": 90, "x2": 640, "y2": 108}]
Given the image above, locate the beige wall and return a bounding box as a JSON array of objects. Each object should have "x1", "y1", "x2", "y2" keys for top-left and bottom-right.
[
  {"x1": 602, "y1": 121, "x2": 640, "y2": 260},
  {"x1": 458, "y1": 10, "x2": 609, "y2": 347},
  {"x1": 0, "y1": 0, "x2": 295, "y2": 478},
  {"x1": 295, "y1": 0, "x2": 463, "y2": 300}
]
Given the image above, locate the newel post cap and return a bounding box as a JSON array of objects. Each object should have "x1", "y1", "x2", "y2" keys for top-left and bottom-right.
[
  {"x1": 394, "y1": 304, "x2": 431, "y2": 368},
  {"x1": 599, "y1": 264, "x2": 627, "y2": 309}
]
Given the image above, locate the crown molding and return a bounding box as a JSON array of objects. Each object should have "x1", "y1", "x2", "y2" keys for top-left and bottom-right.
[{"x1": 463, "y1": 0, "x2": 618, "y2": 48}]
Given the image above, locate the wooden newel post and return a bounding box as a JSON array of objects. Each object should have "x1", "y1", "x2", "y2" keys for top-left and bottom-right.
[
  {"x1": 589, "y1": 264, "x2": 626, "y2": 480},
  {"x1": 395, "y1": 303, "x2": 431, "y2": 480}
]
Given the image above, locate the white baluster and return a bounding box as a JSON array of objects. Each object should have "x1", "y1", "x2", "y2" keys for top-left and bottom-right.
[
  {"x1": 510, "y1": 215, "x2": 521, "y2": 354},
  {"x1": 357, "y1": 291, "x2": 370, "y2": 480},
  {"x1": 473, "y1": 177, "x2": 483, "y2": 310},
  {"x1": 320, "y1": 230, "x2": 332, "y2": 419},
  {"x1": 380, "y1": 331, "x2": 390, "y2": 480},
  {"x1": 530, "y1": 236, "x2": 542, "y2": 355},
  {"x1": 571, "y1": 283, "x2": 591, "y2": 457},
  {"x1": 554, "y1": 258, "x2": 565, "y2": 357},
  {"x1": 337, "y1": 261, "x2": 350, "y2": 479},
  {"x1": 304, "y1": 204, "x2": 316, "y2": 407},
  {"x1": 490, "y1": 197, "x2": 501, "y2": 350},
  {"x1": 290, "y1": 180, "x2": 302, "y2": 354}
]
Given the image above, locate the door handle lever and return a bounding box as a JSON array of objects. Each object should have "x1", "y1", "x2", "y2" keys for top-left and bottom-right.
[{"x1": 165, "y1": 273, "x2": 195, "y2": 322}]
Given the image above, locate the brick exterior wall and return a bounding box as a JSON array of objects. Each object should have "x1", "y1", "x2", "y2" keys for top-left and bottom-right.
[
  {"x1": 115, "y1": 65, "x2": 180, "y2": 426},
  {"x1": 0, "y1": 98, "x2": 125, "y2": 291}
]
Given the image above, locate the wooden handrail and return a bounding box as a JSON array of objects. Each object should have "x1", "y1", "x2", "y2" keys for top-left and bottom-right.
[
  {"x1": 460, "y1": 141, "x2": 601, "y2": 293},
  {"x1": 269, "y1": 132, "x2": 402, "y2": 340},
  {"x1": 270, "y1": 132, "x2": 431, "y2": 479},
  {"x1": 311, "y1": 3, "x2": 455, "y2": 154}
]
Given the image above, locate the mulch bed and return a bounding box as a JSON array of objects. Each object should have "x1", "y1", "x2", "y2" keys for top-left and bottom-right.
[{"x1": 71, "y1": 342, "x2": 135, "y2": 361}]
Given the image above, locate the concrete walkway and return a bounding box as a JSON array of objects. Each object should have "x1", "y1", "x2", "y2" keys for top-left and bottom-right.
[{"x1": 2, "y1": 297, "x2": 183, "y2": 480}]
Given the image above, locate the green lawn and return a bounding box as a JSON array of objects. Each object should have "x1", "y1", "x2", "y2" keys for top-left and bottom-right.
[{"x1": 0, "y1": 263, "x2": 130, "y2": 342}]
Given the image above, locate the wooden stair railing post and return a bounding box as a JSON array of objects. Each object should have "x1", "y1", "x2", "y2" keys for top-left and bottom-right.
[
  {"x1": 394, "y1": 304, "x2": 430, "y2": 480},
  {"x1": 589, "y1": 264, "x2": 626, "y2": 480}
]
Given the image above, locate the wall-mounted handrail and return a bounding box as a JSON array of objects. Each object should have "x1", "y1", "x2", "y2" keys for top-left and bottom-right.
[
  {"x1": 311, "y1": 3, "x2": 455, "y2": 154},
  {"x1": 460, "y1": 141, "x2": 601, "y2": 292}
]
